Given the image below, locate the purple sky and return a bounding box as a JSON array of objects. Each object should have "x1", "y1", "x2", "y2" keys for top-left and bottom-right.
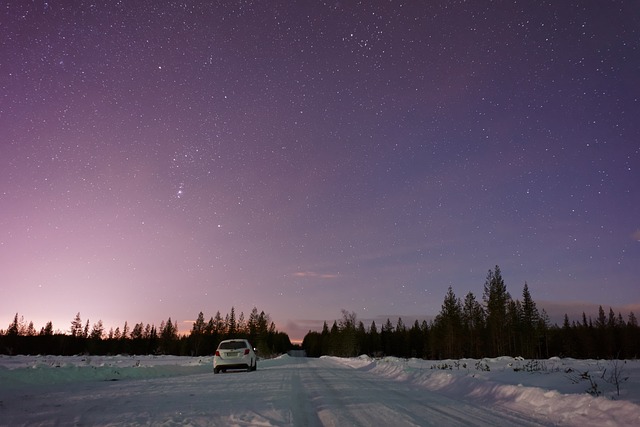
[{"x1": 2, "y1": 1, "x2": 639, "y2": 342}]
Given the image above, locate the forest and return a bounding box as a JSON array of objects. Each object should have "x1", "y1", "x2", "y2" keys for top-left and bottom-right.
[
  {"x1": 302, "y1": 266, "x2": 640, "y2": 360},
  {"x1": 0, "y1": 306, "x2": 292, "y2": 357},
  {"x1": 2, "y1": 266, "x2": 639, "y2": 360}
]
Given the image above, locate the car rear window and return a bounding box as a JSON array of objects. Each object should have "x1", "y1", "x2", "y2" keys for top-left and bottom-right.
[{"x1": 218, "y1": 341, "x2": 247, "y2": 350}]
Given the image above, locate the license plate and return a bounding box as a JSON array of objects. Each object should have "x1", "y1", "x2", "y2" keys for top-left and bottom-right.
[{"x1": 227, "y1": 352, "x2": 238, "y2": 357}]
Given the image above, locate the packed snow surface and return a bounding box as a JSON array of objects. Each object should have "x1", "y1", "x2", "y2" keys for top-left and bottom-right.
[{"x1": 1, "y1": 354, "x2": 639, "y2": 426}]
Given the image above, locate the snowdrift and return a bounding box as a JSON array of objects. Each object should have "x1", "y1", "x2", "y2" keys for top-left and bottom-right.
[{"x1": 329, "y1": 355, "x2": 640, "y2": 426}]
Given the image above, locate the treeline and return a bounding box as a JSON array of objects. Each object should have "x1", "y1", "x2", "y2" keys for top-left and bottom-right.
[
  {"x1": 0, "y1": 307, "x2": 292, "y2": 357},
  {"x1": 303, "y1": 266, "x2": 640, "y2": 360}
]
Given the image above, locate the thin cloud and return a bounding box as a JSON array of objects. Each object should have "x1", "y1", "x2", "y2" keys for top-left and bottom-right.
[{"x1": 291, "y1": 271, "x2": 340, "y2": 279}]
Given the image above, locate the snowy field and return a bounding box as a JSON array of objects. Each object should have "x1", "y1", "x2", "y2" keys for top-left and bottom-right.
[{"x1": 0, "y1": 354, "x2": 639, "y2": 426}]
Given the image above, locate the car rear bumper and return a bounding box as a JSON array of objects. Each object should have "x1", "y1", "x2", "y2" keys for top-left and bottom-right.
[{"x1": 215, "y1": 363, "x2": 251, "y2": 370}]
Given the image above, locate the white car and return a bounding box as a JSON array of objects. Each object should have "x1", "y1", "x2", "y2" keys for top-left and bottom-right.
[{"x1": 213, "y1": 339, "x2": 257, "y2": 374}]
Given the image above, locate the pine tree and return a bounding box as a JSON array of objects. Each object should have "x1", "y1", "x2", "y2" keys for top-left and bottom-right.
[
  {"x1": 190, "y1": 312, "x2": 207, "y2": 356},
  {"x1": 537, "y1": 309, "x2": 550, "y2": 358},
  {"x1": 159, "y1": 317, "x2": 178, "y2": 354},
  {"x1": 40, "y1": 321, "x2": 53, "y2": 336},
  {"x1": 254, "y1": 311, "x2": 271, "y2": 355},
  {"x1": 561, "y1": 314, "x2": 574, "y2": 357},
  {"x1": 320, "y1": 321, "x2": 330, "y2": 356},
  {"x1": 395, "y1": 317, "x2": 408, "y2": 357},
  {"x1": 338, "y1": 310, "x2": 358, "y2": 357},
  {"x1": 409, "y1": 320, "x2": 423, "y2": 358},
  {"x1": 122, "y1": 321, "x2": 129, "y2": 340},
  {"x1": 506, "y1": 299, "x2": 522, "y2": 355},
  {"x1": 369, "y1": 321, "x2": 381, "y2": 356},
  {"x1": 593, "y1": 305, "x2": 614, "y2": 357},
  {"x1": 356, "y1": 321, "x2": 367, "y2": 355},
  {"x1": 192, "y1": 312, "x2": 206, "y2": 335},
  {"x1": 433, "y1": 286, "x2": 463, "y2": 359},
  {"x1": 213, "y1": 311, "x2": 225, "y2": 335},
  {"x1": 595, "y1": 306, "x2": 607, "y2": 329},
  {"x1": 237, "y1": 311, "x2": 247, "y2": 335},
  {"x1": 420, "y1": 320, "x2": 431, "y2": 358},
  {"x1": 329, "y1": 321, "x2": 339, "y2": 356},
  {"x1": 381, "y1": 318, "x2": 394, "y2": 356},
  {"x1": 626, "y1": 312, "x2": 640, "y2": 357},
  {"x1": 462, "y1": 292, "x2": 485, "y2": 358},
  {"x1": 520, "y1": 283, "x2": 539, "y2": 358},
  {"x1": 131, "y1": 323, "x2": 144, "y2": 340},
  {"x1": 248, "y1": 307, "x2": 259, "y2": 342},
  {"x1": 205, "y1": 317, "x2": 215, "y2": 335},
  {"x1": 90, "y1": 321, "x2": 104, "y2": 339},
  {"x1": 70, "y1": 313, "x2": 83, "y2": 337},
  {"x1": 26, "y1": 322, "x2": 36, "y2": 336},
  {"x1": 226, "y1": 307, "x2": 237, "y2": 337},
  {"x1": 483, "y1": 266, "x2": 511, "y2": 356},
  {"x1": 7, "y1": 313, "x2": 20, "y2": 336},
  {"x1": 629, "y1": 312, "x2": 638, "y2": 328}
]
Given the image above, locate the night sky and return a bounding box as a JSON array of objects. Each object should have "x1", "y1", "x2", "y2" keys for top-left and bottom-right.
[{"x1": 2, "y1": 1, "x2": 639, "y2": 341}]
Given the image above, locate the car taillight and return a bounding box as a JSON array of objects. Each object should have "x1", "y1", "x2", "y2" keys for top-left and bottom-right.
[
  {"x1": 215, "y1": 350, "x2": 220, "y2": 356},
  {"x1": 244, "y1": 349, "x2": 250, "y2": 355}
]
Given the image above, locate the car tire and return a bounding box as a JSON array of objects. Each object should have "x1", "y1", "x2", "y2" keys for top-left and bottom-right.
[{"x1": 214, "y1": 367, "x2": 220, "y2": 374}]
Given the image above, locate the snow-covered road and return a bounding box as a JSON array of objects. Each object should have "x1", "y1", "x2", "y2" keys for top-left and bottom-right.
[
  {"x1": 272, "y1": 357, "x2": 545, "y2": 427},
  {"x1": 0, "y1": 356, "x2": 554, "y2": 426}
]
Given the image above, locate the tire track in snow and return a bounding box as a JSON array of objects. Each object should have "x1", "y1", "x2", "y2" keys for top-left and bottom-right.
[{"x1": 289, "y1": 368, "x2": 323, "y2": 427}]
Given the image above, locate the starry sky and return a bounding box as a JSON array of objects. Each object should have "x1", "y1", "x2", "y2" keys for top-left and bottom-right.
[{"x1": 2, "y1": 1, "x2": 639, "y2": 341}]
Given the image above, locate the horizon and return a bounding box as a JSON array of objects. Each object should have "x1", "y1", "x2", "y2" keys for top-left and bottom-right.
[{"x1": 4, "y1": 298, "x2": 639, "y2": 343}]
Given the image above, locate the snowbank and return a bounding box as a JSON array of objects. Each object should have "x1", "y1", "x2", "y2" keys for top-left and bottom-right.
[
  {"x1": 329, "y1": 355, "x2": 640, "y2": 426},
  {"x1": 0, "y1": 354, "x2": 212, "y2": 387}
]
